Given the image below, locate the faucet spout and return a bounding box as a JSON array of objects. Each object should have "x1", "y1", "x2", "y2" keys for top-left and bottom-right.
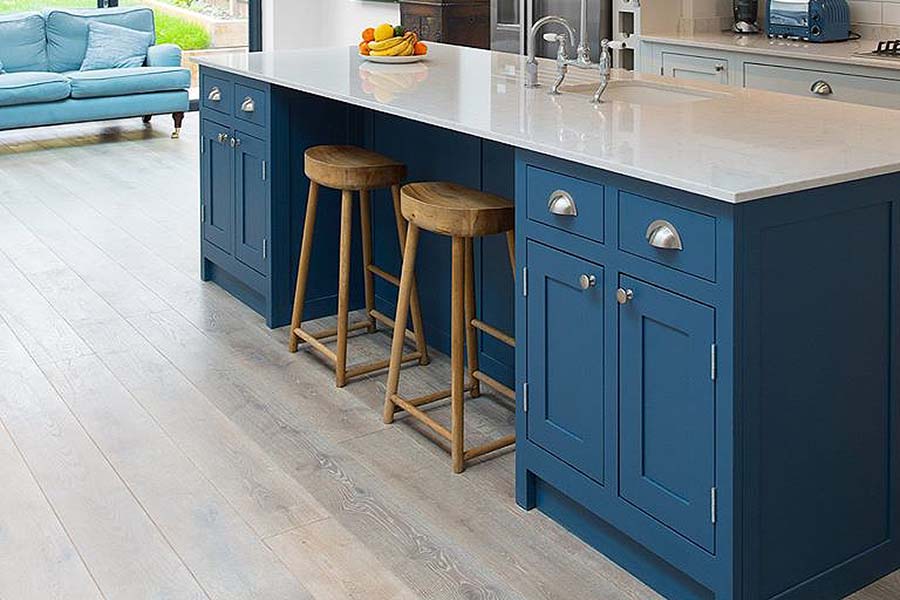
[{"x1": 525, "y1": 16, "x2": 577, "y2": 88}]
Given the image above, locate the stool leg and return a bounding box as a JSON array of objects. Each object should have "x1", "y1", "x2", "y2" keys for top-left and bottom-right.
[
  {"x1": 506, "y1": 230, "x2": 516, "y2": 277},
  {"x1": 289, "y1": 181, "x2": 319, "y2": 352},
  {"x1": 464, "y1": 237, "x2": 481, "y2": 399},
  {"x1": 392, "y1": 185, "x2": 430, "y2": 366},
  {"x1": 359, "y1": 189, "x2": 377, "y2": 333},
  {"x1": 383, "y1": 223, "x2": 421, "y2": 424},
  {"x1": 335, "y1": 190, "x2": 354, "y2": 388},
  {"x1": 451, "y1": 236, "x2": 466, "y2": 473}
]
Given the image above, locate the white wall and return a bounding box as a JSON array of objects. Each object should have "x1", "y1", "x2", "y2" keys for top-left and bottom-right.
[{"x1": 263, "y1": 0, "x2": 401, "y2": 50}]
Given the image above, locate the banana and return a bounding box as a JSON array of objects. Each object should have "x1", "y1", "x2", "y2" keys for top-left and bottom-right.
[
  {"x1": 371, "y1": 39, "x2": 413, "y2": 56},
  {"x1": 367, "y1": 35, "x2": 405, "y2": 52}
]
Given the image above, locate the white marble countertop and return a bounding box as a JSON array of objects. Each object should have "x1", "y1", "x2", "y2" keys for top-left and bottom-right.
[
  {"x1": 194, "y1": 44, "x2": 900, "y2": 203},
  {"x1": 640, "y1": 31, "x2": 900, "y2": 72}
]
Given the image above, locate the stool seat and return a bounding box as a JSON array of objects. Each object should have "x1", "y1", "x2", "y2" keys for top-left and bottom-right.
[
  {"x1": 304, "y1": 145, "x2": 407, "y2": 191},
  {"x1": 401, "y1": 182, "x2": 515, "y2": 238}
]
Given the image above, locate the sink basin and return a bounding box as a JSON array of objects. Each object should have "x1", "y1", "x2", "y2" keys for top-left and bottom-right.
[{"x1": 560, "y1": 80, "x2": 726, "y2": 106}]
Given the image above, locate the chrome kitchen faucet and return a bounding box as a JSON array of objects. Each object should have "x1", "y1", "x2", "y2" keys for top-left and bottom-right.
[{"x1": 524, "y1": 0, "x2": 623, "y2": 103}]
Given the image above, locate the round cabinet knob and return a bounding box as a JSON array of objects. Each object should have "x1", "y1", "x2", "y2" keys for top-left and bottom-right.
[
  {"x1": 810, "y1": 80, "x2": 833, "y2": 96},
  {"x1": 616, "y1": 287, "x2": 634, "y2": 305},
  {"x1": 579, "y1": 274, "x2": 597, "y2": 290}
]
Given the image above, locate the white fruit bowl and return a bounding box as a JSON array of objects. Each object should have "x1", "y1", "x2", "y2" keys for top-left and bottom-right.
[{"x1": 359, "y1": 53, "x2": 426, "y2": 64}]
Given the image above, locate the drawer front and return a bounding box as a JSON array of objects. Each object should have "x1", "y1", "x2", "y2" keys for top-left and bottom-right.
[
  {"x1": 661, "y1": 52, "x2": 728, "y2": 84},
  {"x1": 202, "y1": 73, "x2": 232, "y2": 116},
  {"x1": 744, "y1": 63, "x2": 900, "y2": 110},
  {"x1": 526, "y1": 165, "x2": 605, "y2": 244},
  {"x1": 618, "y1": 192, "x2": 716, "y2": 281},
  {"x1": 234, "y1": 83, "x2": 268, "y2": 128}
]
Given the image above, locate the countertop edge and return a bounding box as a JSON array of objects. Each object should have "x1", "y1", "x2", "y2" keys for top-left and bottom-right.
[{"x1": 194, "y1": 52, "x2": 900, "y2": 204}]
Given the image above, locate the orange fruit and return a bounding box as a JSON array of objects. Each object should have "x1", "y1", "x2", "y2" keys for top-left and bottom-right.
[
  {"x1": 358, "y1": 41, "x2": 370, "y2": 55},
  {"x1": 362, "y1": 27, "x2": 375, "y2": 42},
  {"x1": 414, "y1": 41, "x2": 428, "y2": 56}
]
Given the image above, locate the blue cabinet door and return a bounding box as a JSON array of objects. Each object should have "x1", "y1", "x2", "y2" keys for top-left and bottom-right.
[
  {"x1": 200, "y1": 118, "x2": 234, "y2": 253},
  {"x1": 233, "y1": 131, "x2": 269, "y2": 275},
  {"x1": 526, "y1": 241, "x2": 606, "y2": 484},
  {"x1": 619, "y1": 275, "x2": 716, "y2": 552}
]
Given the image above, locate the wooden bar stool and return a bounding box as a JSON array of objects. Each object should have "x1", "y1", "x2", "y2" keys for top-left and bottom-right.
[
  {"x1": 288, "y1": 145, "x2": 429, "y2": 387},
  {"x1": 383, "y1": 182, "x2": 516, "y2": 473}
]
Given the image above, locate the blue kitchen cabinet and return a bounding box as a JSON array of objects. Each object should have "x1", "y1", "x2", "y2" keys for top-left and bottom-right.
[
  {"x1": 619, "y1": 275, "x2": 716, "y2": 554},
  {"x1": 200, "y1": 118, "x2": 234, "y2": 254},
  {"x1": 525, "y1": 241, "x2": 606, "y2": 484},
  {"x1": 233, "y1": 131, "x2": 269, "y2": 275},
  {"x1": 516, "y1": 149, "x2": 900, "y2": 600}
]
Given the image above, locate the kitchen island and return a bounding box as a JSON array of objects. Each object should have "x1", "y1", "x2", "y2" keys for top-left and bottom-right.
[{"x1": 195, "y1": 44, "x2": 900, "y2": 600}]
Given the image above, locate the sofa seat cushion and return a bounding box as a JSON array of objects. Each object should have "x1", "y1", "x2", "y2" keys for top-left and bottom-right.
[
  {"x1": 0, "y1": 12, "x2": 49, "y2": 73},
  {"x1": 65, "y1": 67, "x2": 190, "y2": 99},
  {"x1": 0, "y1": 72, "x2": 71, "y2": 107}
]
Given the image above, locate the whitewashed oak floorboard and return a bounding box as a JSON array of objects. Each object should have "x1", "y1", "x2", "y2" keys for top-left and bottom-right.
[
  {"x1": 0, "y1": 323, "x2": 208, "y2": 600},
  {"x1": 265, "y1": 517, "x2": 420, "y2": 600},
  {"x1": 2, "y1": 115, "x2": 898, "y2": 599},
  {"x1": 0, "y1": 421, "x2": 102, "y2": 600},
  {"x1": 42, "y1": 354, "x2": 314, "y2": 600},
  {"x1": 98, "y1": 341, "x2": 330, "y2": 539}
]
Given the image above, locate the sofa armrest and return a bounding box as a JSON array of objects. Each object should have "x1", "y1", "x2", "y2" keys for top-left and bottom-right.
[{"x1": 146, "y1": 44, "x2": 183, "y2": 68}]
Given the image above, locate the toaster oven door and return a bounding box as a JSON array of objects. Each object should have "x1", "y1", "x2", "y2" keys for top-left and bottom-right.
[{"x1": 769, "y1": 0, "x2": 809, "y2": 27}]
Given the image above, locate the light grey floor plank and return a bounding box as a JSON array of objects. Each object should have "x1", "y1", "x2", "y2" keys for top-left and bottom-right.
[
  {"x1": 42, "y1": 354, "x2": 314, "y2": 600},
  {"x1": 265, "y1": 517, "x2": 420, "y2": 600},
  {"x1": 99, "y1": 341, "x2": 329, "y2": 539},
  {"x1": 0, "y1": 322, "x2": 208, "y2": 600},
  {"x1": 0, "y1": 422, "x2": 103, "y2": 600}
]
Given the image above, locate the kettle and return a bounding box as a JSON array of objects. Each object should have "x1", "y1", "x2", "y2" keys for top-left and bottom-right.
[{"x1": 733, "y1": 0, "x2": 760, "y2": 33}]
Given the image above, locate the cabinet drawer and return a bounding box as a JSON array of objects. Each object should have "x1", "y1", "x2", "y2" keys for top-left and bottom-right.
[
  {"x1": 744, "y1": 63, "x2": 900, "y2": 110},
  {"x1": 202, "y1": 73, "x2": 232, "y2": 116},
  {"x1": 661, "y1": 52, "x2": 728, "y2": 84},
  {"x1": 618, "y1": 192, "x2": 716, "y2": 282},
  {"x1": 526, "y1": 165, "x2": 605, "y2": 244},
  {"x1": 234, "y1": 83, "x2": 268, "y2": 128}
]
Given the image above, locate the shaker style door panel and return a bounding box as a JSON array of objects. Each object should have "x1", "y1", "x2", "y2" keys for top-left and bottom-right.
[
  {"x1": 233, "y1": 131, "x2": 269, "y2": 275},
  {"x1": 661, "y1": 52, "x2": 728, "y2": 84},
  {"x1": 201, "y1": 118, "x2": 234, "y2": 254},
  {"x1": 619, "y1": 275, "x2": 716, "y2": 552},
  {"x1": 526, "y1": 241, "x2": 606, "y2": 484}
]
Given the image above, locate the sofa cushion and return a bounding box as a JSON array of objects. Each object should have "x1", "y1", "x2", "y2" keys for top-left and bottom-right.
[
  {"x1": 65, "y1": 67, "x2": 190, "y2": 99},
  {"x1": 0, "y1": 13, "x2": 49, "y2": 73},
  {"x1": 46, "y1": 8, "x2": 155, "y2": 73},
  {"x1": 0, "y1": 72, "x2": 71, "y2": 107},
  {"x1": 81, "y1": 21, "x2": 154, "y2": 71}
]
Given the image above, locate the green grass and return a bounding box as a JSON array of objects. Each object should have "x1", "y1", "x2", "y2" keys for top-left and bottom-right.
[{"x1": 0, "y1": 0, "x2": 210, "y2": 50}]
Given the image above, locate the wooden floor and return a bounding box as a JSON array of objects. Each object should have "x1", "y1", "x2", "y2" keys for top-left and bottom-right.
[{"x1": 0, "y1": 115, "x2": 895, "y2": 600}]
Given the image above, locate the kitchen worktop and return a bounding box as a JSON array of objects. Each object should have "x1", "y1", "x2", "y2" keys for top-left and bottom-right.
[
  {"x1": 641, "y1": 31, "x2": 900, "y2": 71},
  {"x1": 195, "y1": 43, "x2": 900, "y2": 203}
]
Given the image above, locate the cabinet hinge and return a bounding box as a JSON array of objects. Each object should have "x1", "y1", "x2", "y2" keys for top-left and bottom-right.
[
  {"x1": 522, "y1": 382, "x2": 529, "y2": 413},
  {"x1": 660, "y1": 66, "x2": 664, "y2": 76},
  {"x1": 200, "y1": 139, "x2": 205, "y2": 154},
  {"x1": 711, "y1": 487, "x2": 717, "y2": 524},
  {"x1": 711, "y1": 344, "x2": 717, "y2": 381},
  {"x1": 522, "y1": 266, "x2": 528, "y2": 297},
  {"x1": 200, "y1": 204, "x2": 206, "y2": 223},
  {"x1": 262, "y1": 238, "x2": 268, "y2": 259},
  {"x1": 261, "y1": 160, "x2": 267, "y2": 181}
]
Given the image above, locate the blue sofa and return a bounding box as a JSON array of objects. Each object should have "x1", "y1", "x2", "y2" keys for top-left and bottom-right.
[{"x1": 0, "y1": 7, "x2": 190, "y2": 137}]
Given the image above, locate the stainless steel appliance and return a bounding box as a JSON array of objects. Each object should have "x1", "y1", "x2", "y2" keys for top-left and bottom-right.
[
  {"x1": 733, "y1": 0, "x2": 760, "y2": 33},
  {"x1": 492, "y1": 0, "x2": 611, "y2": 62}
]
